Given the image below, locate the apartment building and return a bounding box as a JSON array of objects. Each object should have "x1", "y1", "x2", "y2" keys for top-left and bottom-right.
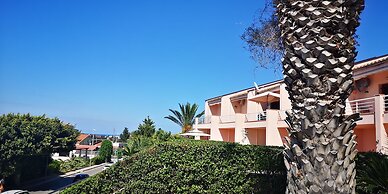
[{"x1": 194, "y1": 54, "x2": 388, "y2": 154}]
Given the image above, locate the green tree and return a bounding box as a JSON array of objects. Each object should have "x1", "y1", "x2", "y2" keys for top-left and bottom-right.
[
  {"x1": 273, "y1": 0, "x2": 364, "y2": 193},
  {"x1": 153, "y1": 128, "x2": 171, "y2": 142},
  {"x1": 0, "y1": 113, "x2": 79, "y2": 182},
  {"x1": 132, "y1": 116, "x2": 156, "y2": 137},
  {"x1": 165, "y1": 103, "x2": 204, "y2": 133},
  {"x1": 98, "y1": 140, "x2": 113, "y2": 163},
  {"x1": 120, "y1": 127, "x2": 130, "y2": 142}
]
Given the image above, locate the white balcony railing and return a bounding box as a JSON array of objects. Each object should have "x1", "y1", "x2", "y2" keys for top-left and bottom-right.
[
  {"x1": 219, "y1": 115, "x2": 236, "y2": 123},
  {"x1": 348, "y1": 97, "x2": 375, "y2": 115},
  {"x1": 384, "y1": 95, "x2": 388, "y2": 112},
  {"x1": 198, "y1": 116, "x2": 211, "y2": 124},
  {"x1": 245, "y1": 111, "x2": 267, "y2": 122}
]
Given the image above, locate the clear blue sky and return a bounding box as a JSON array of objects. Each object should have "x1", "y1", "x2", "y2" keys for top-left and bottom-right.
[{"x1": 0, "y1": 0, "x2": 387, "y2": 135}]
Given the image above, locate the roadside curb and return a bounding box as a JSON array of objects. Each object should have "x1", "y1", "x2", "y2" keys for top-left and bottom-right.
[
  {"x1": 22, "y1": 163, "x2": 105, "y2": 190},
  {"x1": 50, "y1": 163, "x2": 106, "y2": 194},
  {"x1": 61, "y1": 163, "x2": 105, "y2": 178}
]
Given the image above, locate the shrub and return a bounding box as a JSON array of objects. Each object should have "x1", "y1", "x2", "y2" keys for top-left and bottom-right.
[
  {"x1": 356, "y1": 152, "x2": 388, "y2": 194},
  {"x1": 62, "y1": 140, "x2": 286, "y2": 194},
  {"x1": 92, "y1": 156, "x2": 105, "y2": 165},
  {"x1": 98, "y1": 140, "x2": 113, "y2": 162},
  {"x1": 59, "y1": 157, "x2": 90, "y2": 173},
  {"x1": 48, "y1": 160, "x2": 61, "y2": 174}
]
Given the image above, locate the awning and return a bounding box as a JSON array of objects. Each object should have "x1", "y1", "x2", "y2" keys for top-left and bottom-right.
[
  {"x1": 208, "y1": 97, "x2": 221, "y2": 106},
  {"x1": 248, "y1": 91, "x2": 280, "y2": 103},
  {"x1": 230, "y1": 93, "x2": 248, "y2": 102},
  {"x1": 180, "y1": 128, "x2": 211, "y2": 137}
]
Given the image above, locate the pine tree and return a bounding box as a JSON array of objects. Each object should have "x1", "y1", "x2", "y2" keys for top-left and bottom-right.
[
  {"x1": 120, "y1": 127, "x2": 130, "y2": 141},
  {"x1": 132, "y1": 116, "x2": 156, "y2": 137}
]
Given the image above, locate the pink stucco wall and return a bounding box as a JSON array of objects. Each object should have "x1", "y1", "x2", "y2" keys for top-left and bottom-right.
[
  {"x1": 210, "y1": 104, "x2": 221, "y2": 116},
  {"x1": 354, "y1": 125, "x2": 376, "y2": 152},
  {"x1": 246, "y1": 128, "x2": 266, "y2": 145},
  {"x1": 278, "y1": 128, "x2": 288, "y2": 144},
  {"x1": 349, "y1": 70, "x2": 388, "y2": 100},
  {"x1": 220, "y1": 128, "x2": 235, "y2": 142}
]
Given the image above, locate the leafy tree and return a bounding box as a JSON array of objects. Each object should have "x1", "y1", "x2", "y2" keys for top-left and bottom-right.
[
  {"x1": 273, "y1": 0, "x2": 364, "y2": 193},
  {"x1": 120, "y1": 127, "x2": 130, "y2": 142},
  {"x1": 0, "y1": 113, "x2": 79, "y2": 183},
  {"x1": 98, "y1": 140, "x2": 113, "y2": 162},
  {"x1": 165, "y1": 103, "x2": 204, "y2": 133},
  {"x1": 132, "y1": 116, "x2": 156, "y2": 137},
  {"x1": 123, "y1": 136, "x2": 153, "y2": 156},
  {"x1": 153, "y1": 128, "x2": 171, "y2": 142}
]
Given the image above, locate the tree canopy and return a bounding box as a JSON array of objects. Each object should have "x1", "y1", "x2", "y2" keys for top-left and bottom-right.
[
  {"x1": 0, "y1": 113, "x2": 79, "y2": 177},
  {"x1": 98, "y1": 140, "x2": 113, "y2": 162},
  {"x1": 120, "y1": 127, "x2": 130, "y2": 142},
  {"x1": 241, "y1": 0, "x2": 283, "y2": 71},
  {"x1": 132, "y1": 116, "x2": 156, "y2": 137},
  {"x1": 165, "y1": 103, "x2": 204, "y2": 133}
]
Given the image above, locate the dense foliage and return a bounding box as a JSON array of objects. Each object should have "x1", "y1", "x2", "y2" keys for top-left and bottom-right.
[
  {"x1": 119, "y1": 127, "x2": 130, "y2": 142},
  {"x1": 165, "y1": 103, "x2": 204, "y2": 133},
  {"x1": 131, "y1": 116, "x2": 156, "y2": 137},
  {"x1": 356, "y1": 152, "x2": 388, "y2": 194},
  {"x1": 49, "y1": 157, "x2": 90, "y2": 174},
  {"x1": 62, "y1": 140, "x2": 286, "y2": 194},
  {"x1": 123, "y1": 129, "x2": 172, "y2": 157},
  {"x1": 0, "y1": 113, "x2": 79, "y2": 181},
  {"x1": 97, "y1": 140, "x2": 113, "y2": 163}
]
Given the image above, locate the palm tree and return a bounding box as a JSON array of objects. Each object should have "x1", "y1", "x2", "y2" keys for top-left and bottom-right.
[
  {"x1": 165, "y1": 103, "x2": 204, "y2": 133},
  {"x1": 275, "y1": 0, "x2": 364, "y2": 193}
]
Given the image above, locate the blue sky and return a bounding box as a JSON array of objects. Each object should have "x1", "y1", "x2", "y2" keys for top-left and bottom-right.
[{"x1": 0, "y1": 0, "x2": 387, "y2": 135}]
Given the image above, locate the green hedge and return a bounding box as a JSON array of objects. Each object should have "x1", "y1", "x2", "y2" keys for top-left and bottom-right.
[
  {"x1": 61, "y1": 140, "x2": 286, "y2": 194},
  {"x1": 61, "y1": 140, "x2": 387, "y2": 194}
]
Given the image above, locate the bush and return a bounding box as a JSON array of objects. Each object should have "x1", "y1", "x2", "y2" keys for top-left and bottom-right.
[
  {"x1": 98, "y1": 140, "x2": 113, "y2": 162},
  {"x1": 62, "y1": 140, "x2": 286, "y2": 194},
  {"x1": 62, "y1": 140, "x2": 387, "y2": 194},
  {"x1": 92, "y1": 156, "x2": 105, "y2": 165},
  {"x1": 59, "y1": 157, "x2": 90, "y2": 173},
  {"x1": 356, "y1": 152, "x2": 388, "y2": 194},
  {"x1": 48, "y1": 160, "x2": 61, "y2": 174}
]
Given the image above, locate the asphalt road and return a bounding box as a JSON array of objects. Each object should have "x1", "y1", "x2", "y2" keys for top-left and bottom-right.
[{"x1": 25, "y1": 165, "x2": 104, "y2": 194}]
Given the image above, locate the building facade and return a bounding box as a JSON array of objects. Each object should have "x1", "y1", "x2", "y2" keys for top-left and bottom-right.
[{"x1": 194, "y1": 54, "x2": 388, "y2": 154}]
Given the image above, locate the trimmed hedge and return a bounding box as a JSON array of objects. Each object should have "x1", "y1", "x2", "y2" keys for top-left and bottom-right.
[{"x1": 61, "y1": 140, "x2": 286, "y2": 194}]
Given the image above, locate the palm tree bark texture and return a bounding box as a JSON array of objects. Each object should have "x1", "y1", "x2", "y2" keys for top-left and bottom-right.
[{"x1": 275, "y1": 0, "x2": 364, "y2": 193}]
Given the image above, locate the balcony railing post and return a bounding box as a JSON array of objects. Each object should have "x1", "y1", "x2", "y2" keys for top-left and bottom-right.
[
  {"x1": 374, "y1": 95, "x2": 388, "y2": 154},
  {"x1": 355, "y1": 101, "x2": 359, "y2": 113}
]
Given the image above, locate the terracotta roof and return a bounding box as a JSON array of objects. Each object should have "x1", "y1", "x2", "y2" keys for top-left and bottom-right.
[
  {"x1": 75, "y1": 142, "x2": 102, "y2": 151},
  {"x1": 353, "y1": 54, "x2": 388, "y2": 70},
  {"x1": 76, "y1": 134, "x2": 90, "y2": 144}
]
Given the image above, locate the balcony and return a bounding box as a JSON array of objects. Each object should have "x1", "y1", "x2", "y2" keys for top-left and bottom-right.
[
  {"x1": 245, "y1": 111, "x2": 267, "y2": 122},
  {"x1": 219, "y1": 115, "x2": 236, "y2": 123},
  {"x1": 348, "y1": 97, "x2": 375, "y2": 115},
  {"x1": 198, "y1": 116, "x2": 211, "y2": 124}
]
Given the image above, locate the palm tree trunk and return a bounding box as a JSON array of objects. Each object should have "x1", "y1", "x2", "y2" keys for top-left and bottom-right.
[{"x1": 275, "y1": 0, "x2": 364, "y2": 193}]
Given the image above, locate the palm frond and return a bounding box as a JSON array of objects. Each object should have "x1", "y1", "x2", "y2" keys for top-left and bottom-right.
[{"x1": 165, "y1": 102, "x2": 204, "y2": 132}]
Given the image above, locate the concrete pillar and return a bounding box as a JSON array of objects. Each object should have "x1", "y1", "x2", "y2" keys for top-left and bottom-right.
[
  {"x1": 374, "y1": 95, "x2": 388, "y2": 154},
  {"x1": 234, "y1": 114, "x2": 245, "y2": 144},
  {"x1": 280, "y1": 83, "x2": 292, "y2": 111},
  {"x1": 210, "y1": 116, "x2": 221, "y2": 141},
  {"x1": 265, "y1": 110, "x2": 283, "y2": 146}
]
